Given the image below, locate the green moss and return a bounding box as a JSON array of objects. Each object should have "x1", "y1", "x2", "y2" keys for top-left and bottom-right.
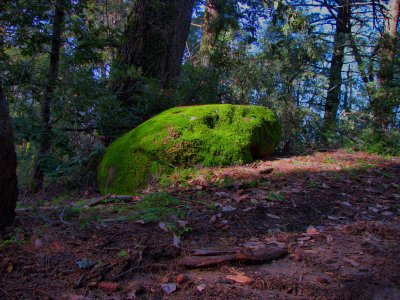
[{"x1": 98, "y1": 104, "x2": 280, "y2": 194}]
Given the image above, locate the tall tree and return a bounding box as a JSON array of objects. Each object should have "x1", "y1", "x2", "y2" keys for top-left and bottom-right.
[
  {"x1": 0, "y1": 84, "x2": 18, "y2": 228},
  {"x1": 373, "y1": 0, "x2": 400, "y2": 128},
  {"x1": 0, "y1": 23, "x2": 18, "y2": 228},
  {"x1": 32, "y1": 0, "x2": 66, "y2": 191},
  {"x1": 110, "y1": 0, "x2": 195, "y2": 115},
  {"x1": 323, "y1": 0, "x2": 351, "y2": 134}
]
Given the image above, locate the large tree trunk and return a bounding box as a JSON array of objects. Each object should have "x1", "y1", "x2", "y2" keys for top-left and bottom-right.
[
  {"x1": 372, "y1": 0, "x2": 400, "y2": 128},
  {"x1": 32, "y1": 0, "x2": 65, "y2": 191},
  {"x1": 323, "y1": 0, "x2": 351, "y2": 134},
  {"x1": 0, "y1": 83, "x2": 18, "y2": 228},
  {"x1": 111, "y1": 0, "x2": 195, "y2": 111},
  {"x1": 0, "y1": 13, "x2": 18, "y2": 228}
]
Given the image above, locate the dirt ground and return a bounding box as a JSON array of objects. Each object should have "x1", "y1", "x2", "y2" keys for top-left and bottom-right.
[{"x1": 1, "y1": 150, "x2": 399, "y2": 299}]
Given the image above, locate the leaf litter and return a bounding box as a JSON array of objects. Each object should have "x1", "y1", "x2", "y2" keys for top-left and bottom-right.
[{"x1": 1, "y1": 150, "x2": 400, "y2": 299}]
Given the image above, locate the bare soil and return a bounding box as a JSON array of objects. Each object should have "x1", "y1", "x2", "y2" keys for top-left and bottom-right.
[{"x1": 1, "y1": 150, "x2": 400, "y2": 299}]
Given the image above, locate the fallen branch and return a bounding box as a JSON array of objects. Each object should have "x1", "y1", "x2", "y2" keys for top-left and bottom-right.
[{"x1": 178, "y1": 244, "x2": 288, "y2": 268}]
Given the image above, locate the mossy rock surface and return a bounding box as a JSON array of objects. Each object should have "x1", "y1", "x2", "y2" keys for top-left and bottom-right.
[{"x1": 98, "y1": 104, "x2": 280, "y2": 194}]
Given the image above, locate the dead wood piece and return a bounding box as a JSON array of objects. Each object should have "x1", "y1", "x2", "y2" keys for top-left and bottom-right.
[
  {"x1": 191, "y1": 248, "x2": 237, "y2": 256},
  {"x1": 178, "y1": 245, "x2": 288, "y2": 267},
  {"x1": 259, "y1": 167, "x2": 274, "y2": 174},
  {"x1": 77, "y1": 194, "x2": 136, "y2": 208},
  {"x1": 178, "y1": 254, "x2": 238, "y2": 267}
]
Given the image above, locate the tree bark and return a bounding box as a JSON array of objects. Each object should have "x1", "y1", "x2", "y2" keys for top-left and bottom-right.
[
  {"x1": 197, "y1": 0, "x2": 221, "y2": 67},
  {"x1": 323, "y1": 0, "x2": 351, "y2": 134},
  {"x1": 111, "y1": 0, "x2": 195, "y2": 110},
  {"x1": 373, "y1": 0, "x2": 400, "y2": 128},
  {"x1": 32, "y1": 0, "x2": 65, "y2": 191},
  {"x1": 0, "y1": 84, "x2": 18, "y2": 228}
]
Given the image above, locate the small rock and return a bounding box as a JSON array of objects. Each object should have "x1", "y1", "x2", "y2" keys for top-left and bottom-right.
[
  {"x1": 161, "y1": 283, "x2": 177, "y2": 294},
  {"x1": 242, "y1": 207, "x2": 254, "y2": 212},
  {"x1": 177, "y1": 220, "x2": 189, "y2": 227},
  {"x1": 382, "y1": 211, "x2": 393, "y2": 216},
  {"x1": 173, "y1": 235, "x2": 181, "y2": 248},
  {"x1": 34, "y1": 239, "x2": 43, "y2": 249},
  {"x1": 88, "y1": 281, "x2": 98, "y2": 288},
  {"x1": 326, "y1": 235, "x2": 334, "y2": 243},
  {"x1": 341, "y1": 201, "x2": 352, "y2": 207},
  {"x1": 321, "y1": 183, "x2": 330, "y2": 189},
  {"x1": 175, "y1": 274, "x2": 188, "y2": 284},
  {"x1": 159, "y1": 222, "x2": 168, "y2": 232},
  {"x1": 222, "y1": 205, "x2": 236, "y2": 212},
  {"x1": 76, "y1": 258, "x2": 95, "y2": 270},
  {"x1": 368, "y1": 207, "x2": 379, "y2": 213},
  {"x1": 197, "y1": 283, "x2": 206, "y2": 292}
]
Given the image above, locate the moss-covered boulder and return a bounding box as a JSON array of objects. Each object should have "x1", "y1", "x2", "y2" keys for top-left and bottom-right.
[{"x1": 98, "y1": 104, "x2": 280, "y2": 194}]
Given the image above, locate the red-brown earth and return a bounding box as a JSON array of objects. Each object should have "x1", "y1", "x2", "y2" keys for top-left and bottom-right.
[{"x1": 1, "y1": 150, "x2": 399, "y2": 299}]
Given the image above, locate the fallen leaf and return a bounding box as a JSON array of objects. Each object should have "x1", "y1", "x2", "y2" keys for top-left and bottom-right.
[
  {"x1": 306, "y1": 225, "x2": 319, "y2": 235},
  {"x1": 209, "y1": 215, "x2": 218, "y2": 224},
  {"x1": 233, "y1": 193, "x2": 250, "y2": 203},
  {"x1": 226, "y1": 274, "x2": 252, "y2": 284},
  {"x1": 6, "y1": 265, "x2": 13, "y2": 273},
  {"x1": 161, "y1": 283, "x2": 176, "y2": 294},
  {"x1": 316, "y1": 277, "x2": 329, "y2": 284},
  {"x1": 216, "y1": 192, "x2": 230, "y2": 198},
  {"x1": 98, "y1": 282, "x2": 119, "y2": 293},
  {"x1": 266, "y1": 213, "x2": 281, "y2": 219},
  {"x1": 259, "y1": 167, "x2": 274, "y2": 174},
  {"x1": 343, "y1": 257, "x2": 360, "y2": 267},
  {"x1": 197, "y1": 284, "x2": 206, "y2": 292},
  {"x1": 175, "y1": 274, "x2": 188, "y2": 284}
]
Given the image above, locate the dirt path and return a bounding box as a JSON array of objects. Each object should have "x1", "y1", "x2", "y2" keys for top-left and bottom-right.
[{"x1": 1, "y1": 150, "x2": 399, "y2": 299}]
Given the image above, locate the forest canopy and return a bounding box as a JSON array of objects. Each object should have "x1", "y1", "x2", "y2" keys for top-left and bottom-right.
[{"x1": 0, "y1": 0, "x2": 399, "y2": 196}]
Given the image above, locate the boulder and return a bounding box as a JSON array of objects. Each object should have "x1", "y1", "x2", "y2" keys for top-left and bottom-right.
[{"x1": 98, "y1": 104, "x2": 280, "y2": 194}]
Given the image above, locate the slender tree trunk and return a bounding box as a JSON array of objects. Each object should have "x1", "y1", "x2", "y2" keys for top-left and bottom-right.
[
  {"x1": 110, "y1": 0, "x2": 195, "y2": 110},
  {"x1": 197, "y1": 0, "x2": 221, "y2": 67},
  {"x1": 372, "y1": 0, "x2": 400, "y2": 128},
  {"x1": 32, "y1": 0, "x2": 65, "y2": 191},
  {"x1": 323, "y1": 0, "x2": 351, "y2": 134}
]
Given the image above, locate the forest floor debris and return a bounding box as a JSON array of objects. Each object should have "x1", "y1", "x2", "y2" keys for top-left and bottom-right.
[{"x1": 1, "y1": 150, "x2": 400, "y2": 299}]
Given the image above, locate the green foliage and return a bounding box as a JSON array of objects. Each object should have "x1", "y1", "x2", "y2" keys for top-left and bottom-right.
[
  {"x1": 98, "y1": 104, "x2": 280, "y2": 194},
  {"x1": 341, "y1": 112, "x2": 400, "y2": 156},
  {"x1": 135, "y1": 193, "x2": 184, "y2": 223}
]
